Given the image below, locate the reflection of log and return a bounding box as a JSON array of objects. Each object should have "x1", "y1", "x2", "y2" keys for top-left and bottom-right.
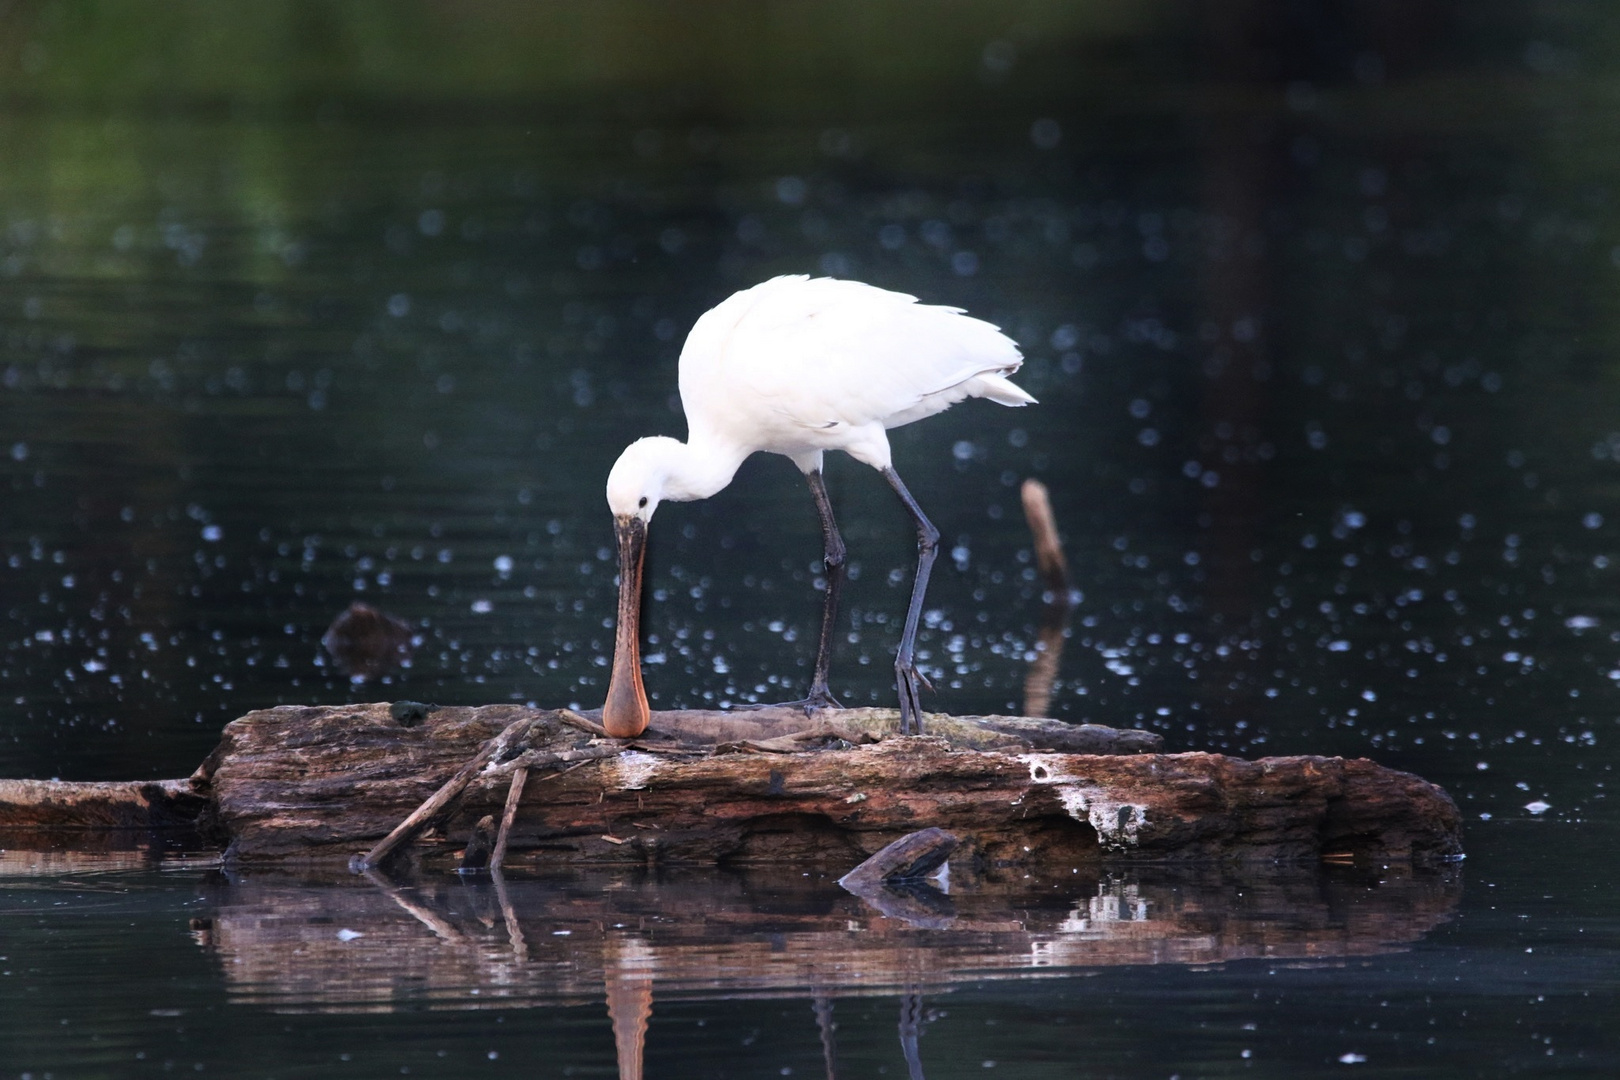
[
  {"x1": 185, "y1": 704, "x2": 1458, "y2": 867},
  {"x1": 184, "y1": 862, "x2": 1463, "y2": 1014}
]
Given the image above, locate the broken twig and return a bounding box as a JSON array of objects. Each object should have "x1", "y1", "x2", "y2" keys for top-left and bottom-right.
[
  {"x1": 485, "y1": 742, "x2": 624, "y2": 777},
  {"x1": 352, "y1": 714, "x2": 539, "y2": 871},
  {"x1": 557, "y1": 709, "x2": 610, "y2": 738},
  {"x1": 489, "y1": 766, "x2": 529, "y2": 873}
]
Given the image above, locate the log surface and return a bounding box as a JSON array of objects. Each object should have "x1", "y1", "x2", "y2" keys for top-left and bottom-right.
[
  {"x1": 185, "y1": 704, "x2": 1461, "y2": 867},
  {"x1": 0, "y1": 777, "x2": 206, "y2": 831}
]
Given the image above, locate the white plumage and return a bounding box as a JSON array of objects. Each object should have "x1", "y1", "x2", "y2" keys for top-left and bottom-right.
[
  {"x1": 679, "y1": 275, "x2": 1032, "y2": 469},
  {"x1": 601, "y1": 275, "x2": 1035, "y2": 738}
]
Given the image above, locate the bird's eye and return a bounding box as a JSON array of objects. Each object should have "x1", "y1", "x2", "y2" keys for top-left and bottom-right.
[{"x1": 638, "y1": 496, "x2": 648, "y2": 508}]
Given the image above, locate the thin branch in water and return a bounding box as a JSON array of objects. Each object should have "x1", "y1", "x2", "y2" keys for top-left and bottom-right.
[{"x1": 1021, "y1": 479, "x2": 1076, "y2": 718}]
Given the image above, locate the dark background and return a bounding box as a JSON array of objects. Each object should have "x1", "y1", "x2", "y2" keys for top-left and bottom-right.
[
  {"x1": 4, "y1": 5, "x2": 1620, "y2": 1079},
  {"x1": 1, "y1": 1, "x2": 1616, "y2": 829}
]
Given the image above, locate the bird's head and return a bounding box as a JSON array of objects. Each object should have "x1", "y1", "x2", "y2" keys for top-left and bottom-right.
[{"x1": 605, "y1": 435, "x2": 684, "y2": 524}]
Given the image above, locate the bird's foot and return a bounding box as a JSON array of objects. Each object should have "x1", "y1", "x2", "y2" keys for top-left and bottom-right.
[
  {"x1": 734, "y1": 685, "x2": 845, "y2": 717},
  {"x1": 895, "y1": 663, "x2": 932, "y2": 735}
]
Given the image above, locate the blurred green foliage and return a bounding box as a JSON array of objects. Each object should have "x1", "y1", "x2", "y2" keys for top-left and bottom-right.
[{"x1": 0, "y1": 0, "x2": 1160, "y2": 117}]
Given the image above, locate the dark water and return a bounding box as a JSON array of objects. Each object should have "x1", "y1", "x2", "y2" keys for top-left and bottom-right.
[
  {"x1": 2, "y1": 1, "x2": 1619, "y2": 1075},
  {"x1": 1, "y1": 823, "x2": 1615, "y2": 1078}
]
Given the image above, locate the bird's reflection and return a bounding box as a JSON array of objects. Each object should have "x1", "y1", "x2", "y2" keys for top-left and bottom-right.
[
  {"x1": 813, "y1": 994, "x2": 840, "y2": 1080},
  {"x1": 898, "y1": 986, "x2": 929, "y2": 1080},
  {"x1": 605, "y1": 937, "x2": 654, "y2": 1080}
]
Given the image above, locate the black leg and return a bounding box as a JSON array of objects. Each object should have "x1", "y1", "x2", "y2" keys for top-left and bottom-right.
[
  {"x1": 882, "y1": 466, "x2": 939, "y2": 735},
  {"x1": 804, "y1": 469, "x2": 846, "y2": 711}
]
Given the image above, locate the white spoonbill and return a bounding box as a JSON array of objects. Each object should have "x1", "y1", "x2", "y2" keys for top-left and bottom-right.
[{"x1": 602, "y1": 275, "x2": 1035, "y2": 738}]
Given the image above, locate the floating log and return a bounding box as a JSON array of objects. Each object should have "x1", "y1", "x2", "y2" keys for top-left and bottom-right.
[
  {"x1": 178, "y1": 703, "x2": 1457, "y2": 867},
  {"x1": 0, "y1": 703, "x2": 1462, "y2": 870}
]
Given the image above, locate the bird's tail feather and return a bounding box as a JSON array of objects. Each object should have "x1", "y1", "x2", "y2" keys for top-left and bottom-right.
[{"x1": 971, "y1": 373, "x2": 1037, "y2": 407}]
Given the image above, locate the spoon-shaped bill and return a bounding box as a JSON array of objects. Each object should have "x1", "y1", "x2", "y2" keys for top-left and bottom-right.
[{"x1": 602, "y1": 514, "x2": 650, "y2": 738}]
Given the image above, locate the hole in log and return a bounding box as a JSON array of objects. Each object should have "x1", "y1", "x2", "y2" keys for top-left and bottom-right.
[
  {"x1": 720, "y1": 812, "x2": 870, "y2": 868},
  {"x1": 1321, "y1": 831, "x2": 1406, "y2": 863},
  {"x1": 975, "y1": 813, "x2": 1099, "y2": 869},
  {"x1": 1322, "y1": 793, "x2": 1425, "y2": 862},
  {"x1": 1032, "y1": 765, "x2": 1050, "y2": 781}
]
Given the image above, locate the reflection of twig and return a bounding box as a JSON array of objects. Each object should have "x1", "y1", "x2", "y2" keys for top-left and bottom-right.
[
  {"x1": 359, "y1": 867, "x2": 468, "y2": 944},
  {"x1": 491, "y1": 869, "x2": 528, "y2": 962},
  {"x1": 1021, "y1": 480, "x2": 1076, "y2": 718}
]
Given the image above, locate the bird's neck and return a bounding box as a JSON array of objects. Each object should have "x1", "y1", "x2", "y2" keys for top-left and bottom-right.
[{"x1": 661, "y1": 434, "x2": 747, "y2": 503}]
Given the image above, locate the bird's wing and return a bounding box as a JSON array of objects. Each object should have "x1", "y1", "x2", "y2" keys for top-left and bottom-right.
[{"x1": 683, "y1": 277, "x2": 1023, "y2": 433}]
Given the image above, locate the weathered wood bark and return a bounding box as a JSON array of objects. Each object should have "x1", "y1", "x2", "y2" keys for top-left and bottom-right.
[
  {"x1": 183, "y1": 704, "x2": 1460, "y2": 867},
  {"x1": 0, "y1": 777, "x2": 206, "y2": 831}
]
